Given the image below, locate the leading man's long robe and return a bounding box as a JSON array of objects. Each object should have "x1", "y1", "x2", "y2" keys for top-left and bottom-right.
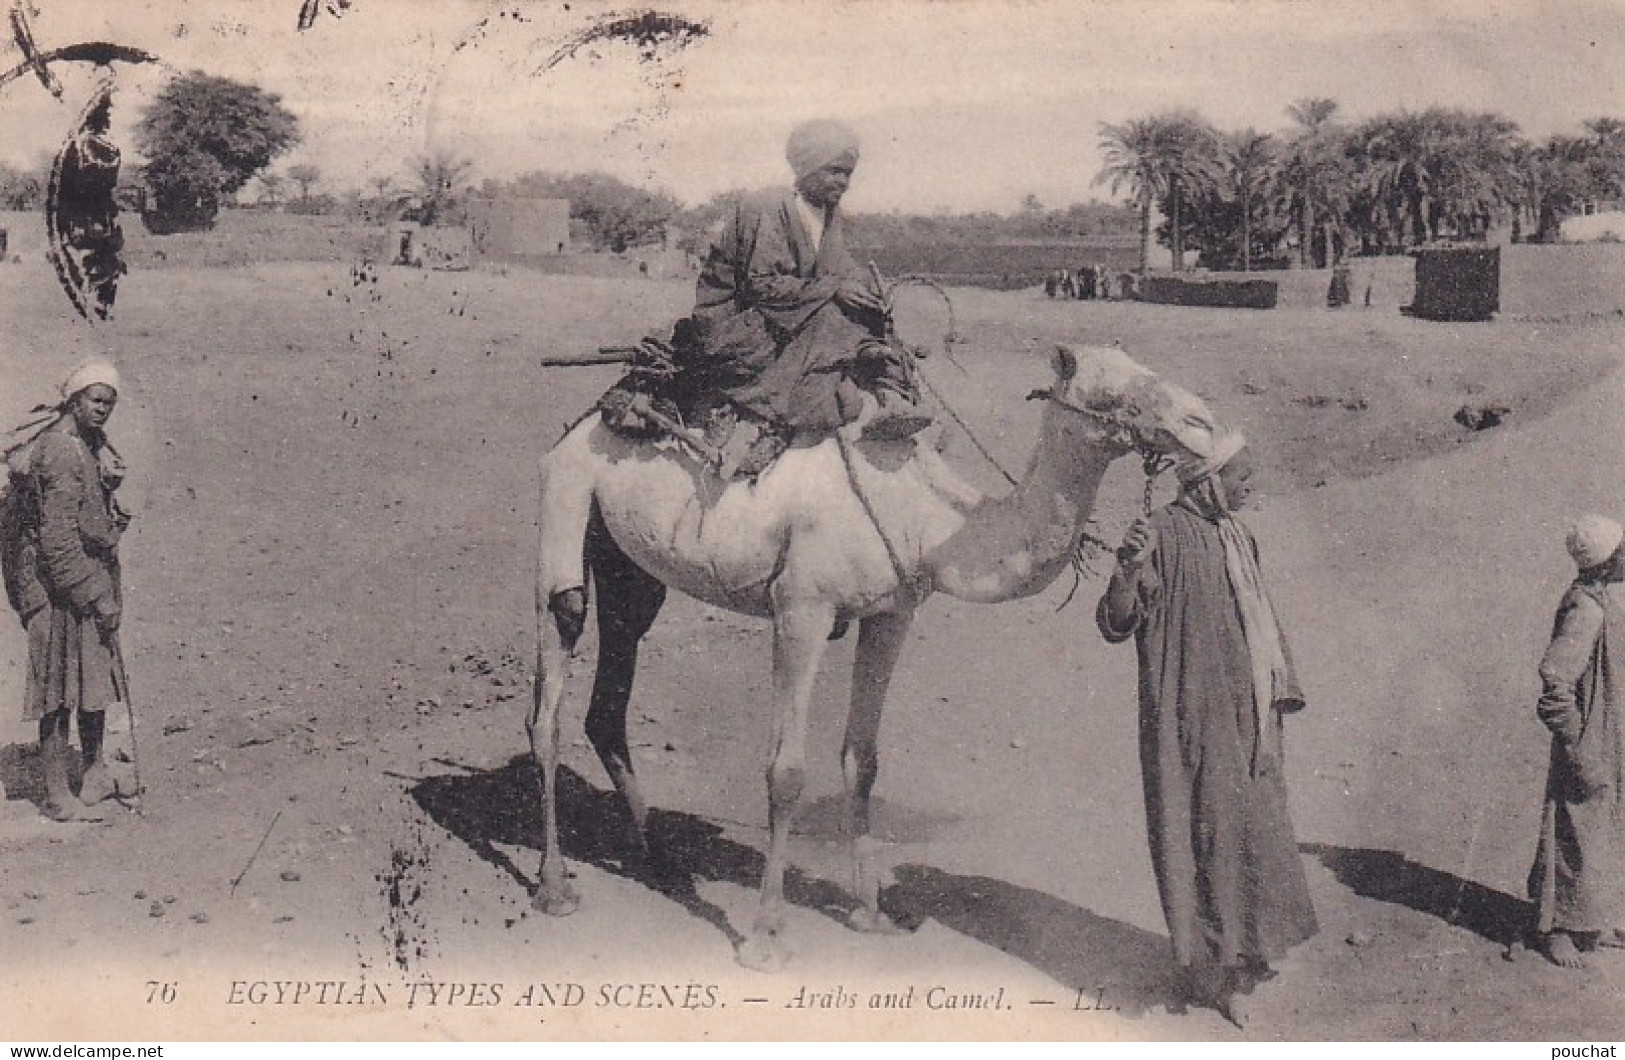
[{"x1": 1097, "y1": 502, "x2": 1318, "y2": 969}]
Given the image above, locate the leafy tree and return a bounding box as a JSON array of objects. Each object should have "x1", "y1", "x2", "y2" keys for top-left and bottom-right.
[
  {"x1": 135, "y1": 71, "x2": 299, "y2": 230},
  {"x1": 496, "y1": 170, "x2": 678, "y2": 251},
  {"x1": 0, "y1": 162, "x2": 45, "y2": 210},
  {"x1": 256, "y1": 172, "x2": 285, "y2": 208},
  {"x1": 287, "y1": 163, "x2": 321, "y2": 206}
]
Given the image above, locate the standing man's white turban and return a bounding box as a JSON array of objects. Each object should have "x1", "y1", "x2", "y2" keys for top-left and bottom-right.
[{"x1": 61, "y1": 358, "x2": 121, "y2": 400}]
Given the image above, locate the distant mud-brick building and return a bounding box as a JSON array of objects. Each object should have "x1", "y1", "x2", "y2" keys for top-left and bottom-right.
[
  {"x1": 466, "y1": 197, "x2": 571, "y2": 262},
  {"x1": 1406, "y1": 246, "x2": 1500, "y2": 322}
]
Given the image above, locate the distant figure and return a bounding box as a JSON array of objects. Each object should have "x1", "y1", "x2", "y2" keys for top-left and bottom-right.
[
  {"x1": 1079, "y1": 264, "x2": 1097, "y2": 300},
  {"x1": 1326, "y1": 265, "x2": 1351, "y2": 309},
  {"x1": 3, "y1": 359, "x2": 132, "y2": 821},
  {"x1": 1045, "y1": 270, "x2": 1060, "y2": 298},
  {"x1": 1097, "y1": 426, "x2": 1318, "y2": 1025},
  {"x1": 1528, "y1": 515, "x2": 1625, "y2": 968}
]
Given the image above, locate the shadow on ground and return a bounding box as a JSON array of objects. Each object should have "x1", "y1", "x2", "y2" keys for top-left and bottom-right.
[
  {"x1": 410, "y1": 754, "x2": 1182, "y2": 1013},
  {"x1": 409, "y1": 755, "x2": 858, "y2": 947},
  {"x1": 1303, "y1": 843, "x2": 1531, "y2": 946},
  {"x1": 888, "y1": 865, "x2": 1180, "y2": 1018}
]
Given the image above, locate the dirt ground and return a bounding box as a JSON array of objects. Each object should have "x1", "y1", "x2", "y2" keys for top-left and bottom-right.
[{"x1": 2, "y1": 213, "x2": 1625, "y2": 1041}]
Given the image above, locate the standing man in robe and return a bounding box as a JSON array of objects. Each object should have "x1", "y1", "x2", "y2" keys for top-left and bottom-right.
[
  {"x1": 5, "y1": 359, "x2": 130, "y2": 820},
  {"x1": 1528, "y1": 514, "x2": 1625, "y2": 968},
  {"x1": 1096, "y1": 425, "x2": 1318, "y2": 1025}
]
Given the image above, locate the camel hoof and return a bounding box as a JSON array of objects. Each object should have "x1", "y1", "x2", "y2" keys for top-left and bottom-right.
[
  {"x1": 532, "y1": 884, "x2": 580, "y2": 917},
  {"x1": 735, "y1": 933, "x2": 790, "y2": 972},
  {"x1": 847, "y1": 906, "x2": 906, "y2": 935}
]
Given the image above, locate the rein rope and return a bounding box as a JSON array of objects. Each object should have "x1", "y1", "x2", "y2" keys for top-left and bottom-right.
[
  {"x1": 836, "y1": 434, "x2": 934, "y2": 606},
  {"x1": 876, "y1": 268, "x2": 1020, "y2": 489}
]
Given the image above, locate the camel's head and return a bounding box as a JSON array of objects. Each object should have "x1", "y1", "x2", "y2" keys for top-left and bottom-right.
[{"x1": 1042, "y1": 343, "x2": 1220, "y2": 461}]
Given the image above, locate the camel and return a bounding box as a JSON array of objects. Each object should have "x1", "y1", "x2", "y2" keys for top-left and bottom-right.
[{"x1": 527, "y1": 342, "x2": 1218, "y2": 970}]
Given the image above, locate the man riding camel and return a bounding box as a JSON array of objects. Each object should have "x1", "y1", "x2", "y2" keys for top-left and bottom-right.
[{"x1": 608, "y1": 119, "x2": 932, "y2": 476}]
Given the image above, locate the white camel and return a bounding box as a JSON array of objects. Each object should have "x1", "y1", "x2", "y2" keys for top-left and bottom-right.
[{"x1": 528, "y1": 343, "x2": 1217, "y2": 970}]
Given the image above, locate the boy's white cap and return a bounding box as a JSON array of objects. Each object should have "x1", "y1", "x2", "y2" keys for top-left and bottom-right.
[{"x1": 1567, "y1": 514, "x2": 1624, "y2": 570}]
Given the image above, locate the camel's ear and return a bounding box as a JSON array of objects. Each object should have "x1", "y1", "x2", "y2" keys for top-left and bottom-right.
[{"x1": 1051, "y1": 345, "x2": 1077, "y2": 381}]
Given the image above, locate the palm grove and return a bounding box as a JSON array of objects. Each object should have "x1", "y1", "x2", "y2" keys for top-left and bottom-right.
[{"x1": 1098, "y1": 98, "x2": 1625, "y2": 274}]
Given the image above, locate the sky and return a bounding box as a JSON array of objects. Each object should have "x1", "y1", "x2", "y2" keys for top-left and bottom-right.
[{"x1": 3, "y1": 0, "x2": 1625, "y2": 214}]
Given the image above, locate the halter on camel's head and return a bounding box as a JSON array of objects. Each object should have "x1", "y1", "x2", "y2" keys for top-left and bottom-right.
[{"x1": 1034, "y1": 343, "x2": 1221, "y2": 472}]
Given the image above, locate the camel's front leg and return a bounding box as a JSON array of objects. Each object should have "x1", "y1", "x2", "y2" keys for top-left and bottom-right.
[
  {"x1": 843, "y1": 610, "x2": 913, "y2": 933},
  {"x1": 528, "y1": 592, "x2": 580, "y2": 916},
  {"x1": 527, "y1": 449, "x2": 594, "y2": 916},
  {"x1": 736, "y1": 599, "x2": 835, "y2": 971}
]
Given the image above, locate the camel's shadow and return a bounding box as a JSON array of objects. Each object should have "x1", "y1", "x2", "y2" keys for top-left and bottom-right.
[
  {"x1": 410, "y1": 756, "x2": 857, "y2": 946},
  {"x1": 411, "y1": 756, "x2": 1179, "y2": 1015}
]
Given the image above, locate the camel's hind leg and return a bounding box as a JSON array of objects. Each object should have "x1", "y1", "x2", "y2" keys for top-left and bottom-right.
[
  {"x1": 843, "y1": 610, "x2": 913, "y2": 934},
  {"x1": 582, "y1": 509, "x2": 667, "y2": 857}
]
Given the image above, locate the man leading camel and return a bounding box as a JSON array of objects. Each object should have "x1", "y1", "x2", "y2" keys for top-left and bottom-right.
[{"x1": 650, "y1": 119, "x2": 931, "y2": 472}]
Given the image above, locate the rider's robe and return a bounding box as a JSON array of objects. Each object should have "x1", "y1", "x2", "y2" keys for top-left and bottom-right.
[{"x1": 686, "y1": 187, "x2": 885, "y2": 432}]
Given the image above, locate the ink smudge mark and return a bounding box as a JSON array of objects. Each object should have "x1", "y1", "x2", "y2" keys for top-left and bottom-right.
[
  {"x1": 46, "y1": 78, "x2": 127, "y2": 321},
  {"x1": 7, "y1": 1, "x2": 61, "y2": 97},
  {"x1": 376, "y1": 824, "x2": 435, "y2": 974},
  {"x1": 297, "y1": 0, "x2": 353, "y2": 33},
  {"x1": 0, "y1": 40, "x2": 159, "y2": 93},
  {"x1": 535, "y1": 9, "x2": 709, "y2": 75}
]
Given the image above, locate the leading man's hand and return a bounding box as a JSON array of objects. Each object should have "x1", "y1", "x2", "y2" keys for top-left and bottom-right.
[{"x1": 1116, "y1": 518, "x2": 1157, "y2": 570}]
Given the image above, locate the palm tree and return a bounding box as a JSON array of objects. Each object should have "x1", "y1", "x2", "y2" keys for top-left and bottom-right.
[
  {"x1": 1156, "y1": 112, "x2": 1222, "y2": 271},
  {"x1": 413, "y1": 150, "x2": 475, "y2": 226},
  {"x1": 1283, "y1": 97, "x2": 1342, "y2": 266},
  {"x1": 1583, "y1": 117, "x2": 1625, "y2": 202},
  {"x1": 1220, "y1": 128, "x2": 1277, "y2": 271},
  {"x1": 1095, "y1": 117, "x2": 1166, "y2": 272},
  {"x1": 1349, "y1": 112, "x2": 1430, "y2": 250}
]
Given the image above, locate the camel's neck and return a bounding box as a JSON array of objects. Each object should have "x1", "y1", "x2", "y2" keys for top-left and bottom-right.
[{"x1": 926, "y1": 402, "x2": 1119, "y2": 603}]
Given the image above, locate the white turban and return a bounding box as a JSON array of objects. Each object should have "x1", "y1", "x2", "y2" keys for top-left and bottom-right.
[
  {"x1": 61, "y1": 357, "x2": 121, "y2": 400},
  {"x1": 1567, "y1": 514, "x2": 1624, "y2": 570},
  {"x1": 786, "y1": 119, "x2": 860, "y2": 180}
]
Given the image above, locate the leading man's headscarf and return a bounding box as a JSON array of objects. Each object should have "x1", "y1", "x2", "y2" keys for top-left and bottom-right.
[{"x1": 786, "y1": 119, "x2": 860, "y2": 180}]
